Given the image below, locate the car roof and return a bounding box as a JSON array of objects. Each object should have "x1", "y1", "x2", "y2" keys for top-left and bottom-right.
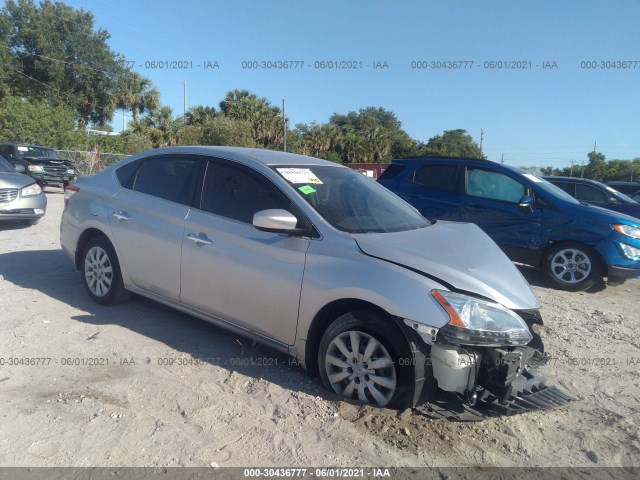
[
  {"x1": 544, "y1": 176, "x2": 605, "y2": 186},
  {"x1": 134, "y1": 146, "x2": 343, "y2": 168},
  {"x1": 391, "y1": 156, "x2": 528, "y2": 175}
]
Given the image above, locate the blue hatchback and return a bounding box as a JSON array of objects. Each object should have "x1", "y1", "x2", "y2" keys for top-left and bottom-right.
[{"x1": 379, "y1": 157, "x2": 640, "y2": 291}]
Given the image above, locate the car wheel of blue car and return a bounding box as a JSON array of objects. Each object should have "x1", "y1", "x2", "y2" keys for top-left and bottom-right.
[{"x1": 543, "y1": 243, "x2": 602, "y2": 291}]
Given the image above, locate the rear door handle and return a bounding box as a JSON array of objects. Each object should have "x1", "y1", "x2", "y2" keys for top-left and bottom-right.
[
  {"x1": 112, "y1": 211, "x2": 131, "y2": 221},
  {"x1": 187, "y1": 232, "x2": 213, "y2": 246}
]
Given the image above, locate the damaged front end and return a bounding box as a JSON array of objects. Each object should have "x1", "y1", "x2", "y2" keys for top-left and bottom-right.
[{"x1": 404, "y1": 290, "x2": 572, "y2": 421}]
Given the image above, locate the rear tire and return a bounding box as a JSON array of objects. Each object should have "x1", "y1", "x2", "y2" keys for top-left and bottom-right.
[
  {"x1": 318, "y1": 310, "x2": 414, "y2": 409},
  {"x1": 81, "y1": 236, "x2": 132, "y2": 305},
  {"x1": 543, "y1": 242, "x2": 602, "y2": 291}
]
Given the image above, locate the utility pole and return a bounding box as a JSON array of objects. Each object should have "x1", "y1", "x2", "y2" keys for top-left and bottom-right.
[
  {"x1": 501, "y1": 154, "x2": 504, "y2": 164},
  {"x1": 570, "y1": 158, "x2": 574, "y2": 177},
  {"x1": 479, "y1": 129, "x2": 484, "y2": 156},
  {"x1": 581, "y1": 161, "x2": 585, "y2": 178},
  {"x1": 122, "y1": 109, "x2": 125, "y2": 132},
  {"x1": 282, "y1": 99, "x2": 287, "y2": 152},
  {"x1": 631, "y1": 164, "x2": 635, "y2": 182},
  {"x1": 183, "y1": 80, "x2": 187, "y2": 117}
]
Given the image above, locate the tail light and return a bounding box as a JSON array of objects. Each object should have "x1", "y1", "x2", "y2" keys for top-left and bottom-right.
[{"x1": 64, "y1": 184, "x2": 79, "y2": 206}]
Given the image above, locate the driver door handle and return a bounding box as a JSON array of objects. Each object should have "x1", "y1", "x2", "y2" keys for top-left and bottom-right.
[
  {"x1": 112, "y1": 211, "x2": 131, "y2": 221},
  {"x1": 187, "y1": 232, "x2": 213, "y2": 246}
]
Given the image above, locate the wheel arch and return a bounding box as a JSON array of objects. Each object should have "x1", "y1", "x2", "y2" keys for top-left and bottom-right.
[
  {"x1": 74, "y1": 228, "x2": 112, "y2": 270},
  {"x1": 304, "y1": 298, "x2": 408, "y2": 378}
]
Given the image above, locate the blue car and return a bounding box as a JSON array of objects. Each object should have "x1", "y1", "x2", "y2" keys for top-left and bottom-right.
[
  {"x1": 379, "y1": 157, "x2": 640, "y2": 291},
  {"x1": 543, "y1": 176, "x2": 640, "y2": 220}
]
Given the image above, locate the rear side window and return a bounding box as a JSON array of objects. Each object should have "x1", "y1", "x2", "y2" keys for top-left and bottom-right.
[
  {"x1": 379, "y1": 163, "x2": 405, "y2": 180},
  {"x1": 115, "y1": 159, "x2": 140, "y2": 189},
  {"x1": 132, "y1": 156, "x2": 201, "y2": 205},
  {"x1": 201, "y1": 160, "x2": 292, "y2": 224},
  {"x1": 466, "y1": 168, "x2": 525, "y2": 203},
  {"x1": 552, "y1": 182, "x2": 575, "y2": 196},
  {"x1": 411, "y1": 164, "x2": 459, "y2": 193},
  {"x1": 576, "y1": 184, "x2": 609, "y2": 203}
]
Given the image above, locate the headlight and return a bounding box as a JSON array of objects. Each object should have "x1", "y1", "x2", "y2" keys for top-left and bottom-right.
[
  {"x1": 67, "y1": 168, "x2": 75, "y2": 175},
  {"x1": 27, "y1": 165, "x2": 45, "y2": 173},
  {"x1": 432, "y1": 290, "x2": 533, "y2": 347},
  {"x1": 612, "y1": 223, "x2": 640, "y2": 240},
  {"x1": 618, "y1": 242, "x2": 640, "y2": 260},
  {"x1": 21, "y1": 183, "x2": 42, "y2": 197}
]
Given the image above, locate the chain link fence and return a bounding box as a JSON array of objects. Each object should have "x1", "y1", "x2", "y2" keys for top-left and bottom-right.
[{"x1": 55, "y1": 150, "x2": 129, "y2": 175}]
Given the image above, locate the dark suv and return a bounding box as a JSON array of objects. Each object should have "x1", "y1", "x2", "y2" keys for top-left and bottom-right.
[
  {"x1": 0, "y1": 143, "x2": 77, "y2": 189},
  {"x1": 378, "y1": 157, "x2": 640, "y2": 291},
  {"x1": 544, "y1": 176, "x2": 640, "y2": 220}
]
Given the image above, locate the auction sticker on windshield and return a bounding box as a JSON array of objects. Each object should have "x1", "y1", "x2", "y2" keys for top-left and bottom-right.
[{"x1": 277, "y1": 168, "x2": 323, "y2": 184}]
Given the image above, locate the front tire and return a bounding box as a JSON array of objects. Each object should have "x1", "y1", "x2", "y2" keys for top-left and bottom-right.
[
  {"x1": 82, "y1": 236, "x2": 131, "y2": 305},
  {"x1": 318, "y1": 311, "x2": 414, "y2": 409},
  {"x1": 543, "y1": 242, "x2": 602, "y2": 291}
]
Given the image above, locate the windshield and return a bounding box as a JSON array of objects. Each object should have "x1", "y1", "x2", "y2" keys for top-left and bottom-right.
[
  {"x1": 605, "y1": 186, "x2": 638, "y2": 204},
  {"x1": 0, "y1": 156, "x2": 15, "y2": 172},
  {"x1": 274, "y1": 165, "x2": 429, "y2": 233},
  {"x1": 16, "y1": 146, "x2": 60, "y2": 159}
]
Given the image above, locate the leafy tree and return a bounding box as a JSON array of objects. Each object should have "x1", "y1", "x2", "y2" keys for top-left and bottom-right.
[
  {"x1": 185, "y1": 105, "x2": 217, "y2": 126},
  {"x1": 584, "y1": 151, "x2": 607, "y2": 181},
  {"x1": 200, "y1": 116, "x2": 256, "y2": 147},
  {"x1": 140, "y1": 106, "x2": 181, "y2": 147},
  {"x1": 1, "y1": 0, "x2": 126, "y2": 125},
  {"x1": 417, "y1": 129, "x2": 483, "y2": 158},
  {"x1": 0, "y1": 95, "x2": 78, "y2": 147},
  {"x1": 113, "y1": 71, "x2": 160, "y2": 123}
]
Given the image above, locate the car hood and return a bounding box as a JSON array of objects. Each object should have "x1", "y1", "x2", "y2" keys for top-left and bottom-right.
[
  {"x1": 21, "y1": 156, "x2": 73, "y2": 166},
  {"x1": 0, "y1": 172, "x2": 35, "y2": 189},
  {"x1": 352, "y1": 221, "x2": 540, "y2": 310},
  {"x1": 563, "y1": 201, "x2": 640, "y2": 226}
]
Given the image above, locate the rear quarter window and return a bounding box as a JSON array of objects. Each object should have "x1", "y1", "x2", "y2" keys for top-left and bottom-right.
[{"x1": 379, "y1": 163, "x2": 405, "y2": 180}]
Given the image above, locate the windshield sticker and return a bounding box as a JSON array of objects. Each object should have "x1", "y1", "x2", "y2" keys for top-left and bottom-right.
[
  {"x1": 523, "y1": 173, "x2": 543, "y2": 183},
  {"x1": 17, "y1": 146, "x2": 28, "y2": 152},
  {"x1": 277, "y1": 168, "x2": 323, "y2": 184},
  {"x1": 298, "y1": 185, "x2": 316, "y2": 195}
]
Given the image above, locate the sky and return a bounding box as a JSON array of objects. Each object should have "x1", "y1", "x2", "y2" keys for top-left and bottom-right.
[{"x1": 58, "y1": 0, "x2": 640, "y2": 169}]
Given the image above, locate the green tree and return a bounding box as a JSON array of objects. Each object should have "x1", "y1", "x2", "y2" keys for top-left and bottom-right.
[
  {"x1": 113, "y1": 71, "x2": 160, "y2": 123},
  {"x1": 140, "y1": 106, "x2": 181, "y2": 147},
  {"x1": 200, "y1": 116, "x2": 256, "y2": 147},
  {"x1": 584, "y1": 151, "x2": 606, "y2": 181},
  {"x1": 1, "y1": 0, "x2": 126, "y2": 125},
  {"x1": 417, "y1": 129, "x2": 483, "y2": 158},
  {"x1": 185, "y1": 105, "x2": 217, "y2": 126}
]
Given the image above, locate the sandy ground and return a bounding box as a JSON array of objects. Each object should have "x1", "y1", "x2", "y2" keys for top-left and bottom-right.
[{"x1": 0, "y1": 192, "x2": 639, "y2": 468}]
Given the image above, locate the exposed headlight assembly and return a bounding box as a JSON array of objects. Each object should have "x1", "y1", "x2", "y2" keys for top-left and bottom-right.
[
  {"x1": 613, "y1": 223, "x2": 640, "y2": 240},
  {"x1": 432, "y1": 290, "x2": 533, "y2": 347},
  {"x1": 67, "y1": 168, "x2": 76, "y2": 175},
  {"x1": 21, "y1": 183, "x2": 42, "y2": 197},
  {"x1": 27, "y1": 165, "x2": 45, "y2": 173}
]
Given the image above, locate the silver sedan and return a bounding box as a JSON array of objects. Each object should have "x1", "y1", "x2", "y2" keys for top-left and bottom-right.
[
  {"x1": 61, "y1": 147, "x2": 567, "y2": 415},
  {"x1": 0, "y1": 156, "x2": 46, "y2": 226}
]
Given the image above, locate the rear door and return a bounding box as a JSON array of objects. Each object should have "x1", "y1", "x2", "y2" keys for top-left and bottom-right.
[
  {"x1": 460, "y1": 167, "x2": 543, "y2": 264},
  {"x1": 179, "y1": 158, "x2": 310, "y2": 345},
  {"x1": 109, "y1": 155, "x2": 203, "y2": 301}
]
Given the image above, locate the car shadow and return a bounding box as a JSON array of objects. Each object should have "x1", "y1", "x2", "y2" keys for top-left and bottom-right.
[
  {"x1": 0, "y1": 248, "x2": 328, "y2": 400},
  {"x1": 516, "y1": 264, "x2": 607, "y2": 293},
  {"x1": 0, "y1": 220, "x2": 33, "y2": 231}
]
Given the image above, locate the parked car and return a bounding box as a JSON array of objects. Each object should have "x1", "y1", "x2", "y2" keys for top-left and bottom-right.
[
  {"x1": 543, "y1": 176, "x2": 640, "y2": 220},
  {"x1": 605, "y1": 181, "x2": 640, "y2": 196},
  {"x1": 378, "y1": 157, "x2": 640, "y2": 291},
  {"x1": 0, "y1": 154, "x2": 46, "y2": 226},
  {"x1": 633, "y1": 190, "x2": 640, "y2": 202},
  {"x1": 61, "y1": 146, "x2": 571, "y2": 418},
  {"x1": 0, "y1": 143, "x2": 77, "y2": 189}
]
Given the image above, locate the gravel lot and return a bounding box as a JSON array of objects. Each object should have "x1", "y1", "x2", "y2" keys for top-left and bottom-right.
[{"x1": 1, "y1": 192, "x2": 639, "y2": 468}]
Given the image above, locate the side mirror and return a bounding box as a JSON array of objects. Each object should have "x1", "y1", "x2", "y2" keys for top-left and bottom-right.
[
  {"x1": 14, "y1": 164, "x2": 25, "y2": 173},
  {"x1": 518, "y1": 195, "x2": 534, "y2": 212},
  {"x1": 253, "y1": 209, "x2": 304, "y2": 235}
]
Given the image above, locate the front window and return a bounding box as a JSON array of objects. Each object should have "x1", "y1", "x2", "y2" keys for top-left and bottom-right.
[
  {"x1": 16, "y1": 146, "x2": 61, "y2": 159},
  {"x1": 466, "y1": 168, "x2": 525, "y2": 203},
  {"x1": 274, "y1": 165, "x2": 429, "y2": 233},
  {"x1": 0, "y1": 156, "x2": 15, "y2": 172}
]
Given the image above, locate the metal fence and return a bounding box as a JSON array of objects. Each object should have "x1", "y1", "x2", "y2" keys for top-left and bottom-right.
[{"x1": 55, "y1": 150, "x2": 129, "y2": 176}]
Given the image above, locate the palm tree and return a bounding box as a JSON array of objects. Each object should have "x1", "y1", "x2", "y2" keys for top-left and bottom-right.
[
  {"x1": 186, "y1": 105, "x2": 217, "y2": 126},
  {"x1": 142, "y1": 106, "x2": 180, "y2": 147},
  {"x1": 114, "y1": 72, "x2": 161, "y2": 123}
]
